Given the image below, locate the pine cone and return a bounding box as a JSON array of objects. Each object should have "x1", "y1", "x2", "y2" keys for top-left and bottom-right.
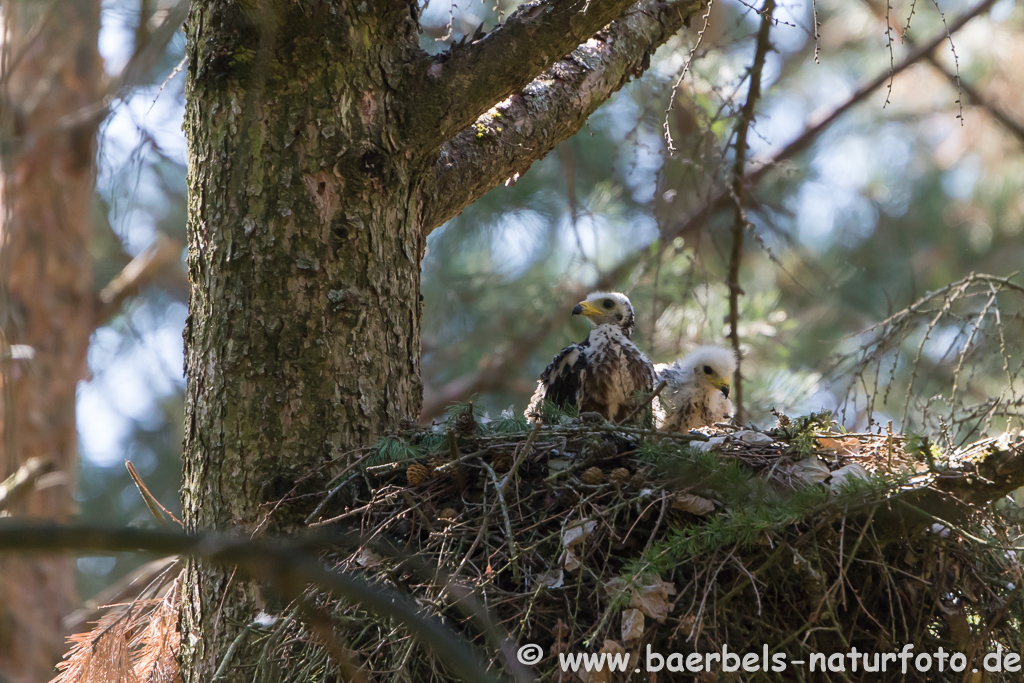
[
  {"x1": 452, "y1": 406, "x2": 477, "y2": 437},
  {"x1": 609, "y1": 467, "x2": 631, "y2": 485},
  {"x1": 580, "y1": 466, "x2": 604, "y2": 486},
  {"x1": 628, "y1": 472, "x2": 647, "y2": 489},
  {"x1": 493, "y1": 451, "x2": 513, "y2": 472},
  {"x1": 438, "y1": 507, "x2": 458, "y2": 521},
  {"x1": 406, "y1": 463, "x2": 431, "y2": 486}
]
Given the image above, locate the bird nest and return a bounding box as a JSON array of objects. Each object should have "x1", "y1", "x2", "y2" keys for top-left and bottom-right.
[
  {"x1": 52, "y1": 407, "x2": 1024, "y2": 683},
  {"x1": 263, "y1": 407, "x2": 1024, "y2": 682}
]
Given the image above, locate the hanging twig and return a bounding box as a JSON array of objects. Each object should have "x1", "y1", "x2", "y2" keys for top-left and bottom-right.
[
  {"x1": 726, "y1": 0, "x2": 775, "y2": 424},
  {"x1": 663, "y1": 0, "x2": 715, "y2": 153}
]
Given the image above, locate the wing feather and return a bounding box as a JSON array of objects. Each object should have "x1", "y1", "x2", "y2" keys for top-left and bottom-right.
[{"x1": 525, "y1": 338, "x2": 589, "y2": 421}]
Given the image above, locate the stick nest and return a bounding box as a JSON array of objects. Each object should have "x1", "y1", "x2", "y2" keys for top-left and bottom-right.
[
  {"x1": 59, "y1": 408, "x2": 1024, "y2": 683},
  {"x1": 267, "y1": 407, "x2": 1024, "y2": 682}
]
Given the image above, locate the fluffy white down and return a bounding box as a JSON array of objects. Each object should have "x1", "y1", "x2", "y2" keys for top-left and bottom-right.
[{"x1": 656, "y1": 346, "x2": 736, "y2": 432}]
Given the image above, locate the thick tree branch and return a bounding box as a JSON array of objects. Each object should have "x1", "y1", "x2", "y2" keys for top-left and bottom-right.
[
  {"x1": 877, "y1": 434, "x2": 1024, "y2": 541},
  {"x1": 420, "y1": 0, "x2": 703, "y2": 234},
  {"x1": 405, "y1": 0, "x2": 640, "y2": 151},
  {"x1": 930, "y1": 435, "x2": 1024, "y2": 506}
]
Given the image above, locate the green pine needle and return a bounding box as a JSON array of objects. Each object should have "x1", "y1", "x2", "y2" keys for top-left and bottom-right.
[
  {"x1": 367, "y1": 435, "x2": 425, "y2": 466},
  {"x1": 485, "y1": 411, "x2": 530, "y2": 435}
]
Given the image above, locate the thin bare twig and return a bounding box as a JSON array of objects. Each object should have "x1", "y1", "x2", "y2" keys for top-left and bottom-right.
[
  {"x1": 618, "y1": 379, "x2": 668, "y2": 425},
  {"x1": 664, "y1": 0, "x2": 714, "y2": 153},
  {"x1": 926, "y1": 0, "x2": 964, "y2": 123},
  {"x1": 726, "y1": 0, "x2": 775, "y2": 424},
  {"x1": 883, "y1": 1, "x2": 896, "y2": 107}
]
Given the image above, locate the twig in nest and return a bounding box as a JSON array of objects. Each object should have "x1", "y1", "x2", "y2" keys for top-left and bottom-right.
[
  {"x1": 618, "y1": 379, "x2": 668, "y2": 425},
  {"x1": 640, "y1": 492, "x2": 670, "y2": 558},
  {"x1": 446, "y1": 430, "x2": 467, "y2": 491},
  {"x1": 449, "y1": 479, "x2": 492, "y2": 583},
  {"x1": 484, "y1": 463, "x2": 520, "y2": 582},
  {"x1": 297, "y1": 599, "x2": 368, "y2": 683},
  {"x1": 308, "y1": 502, "x2": 375, "y2": 528},
  {"x1": 499, "y1": 423, "x2": 541, "y2": 498},
  {"x1": 306, "y1": 449, "x2": 377, "y2": 523}
]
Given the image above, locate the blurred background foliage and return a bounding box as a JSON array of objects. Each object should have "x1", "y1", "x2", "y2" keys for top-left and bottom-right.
[{"x1": 76, "y1": 0, "x2": 1022, "y2": 597}]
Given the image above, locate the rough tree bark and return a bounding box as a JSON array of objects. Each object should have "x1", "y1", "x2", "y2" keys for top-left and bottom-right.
[
  {"x1": 179, "y1": 1, "x2": 703, "y2": 679},
  {"x1": 0, "y1": 1, "x2": 104, "y2": 680}
]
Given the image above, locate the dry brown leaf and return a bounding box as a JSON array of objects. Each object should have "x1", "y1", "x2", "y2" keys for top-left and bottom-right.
[
  {"x1": 562, "y1": 519, "x2": 597, "y2": 548},
  {"x1": 621, "y1": 608, "x2": 644, "y2": 644},
  {"x1": 692, "y1": 436, "x2": 727, "y2": 453},
  {"x1": 676, "y1": 614, "x2": 696, "y2": 637},
  {"x1": 672, "y1": 494, "x2": 715, "y2": 516},
  {"x1": 584, "y1": 640, "x2": 627, "y2": 683},
  {"x1": 629, "y1": 576, "x2": 677, "y2": 623},
  {"x1": 537, "y1": 569, "x2": 565, "y2": 589},
  {"x1": 561, "y1": 549, "x2": 581, "y2": 572},
  {"x1": 603, "y1": 577, "x2": 627, "y2": 599},
  {"x1": 549, "y1": 618, "x2": 570, "y2": 658},
  {"x1": 939, "y1": 603, "x2": 972, "y2": 652},
  {"x1": 829, "y1": 463, "x2": 870, "y2": 491},
  {"x1": 734, "y1": 430, "x2": 775, "y2": 446},
  {"x1": 354, "y1": 547, "x2": 383, "y2": 568},
  {"x1": 547, "y1": 457, "x2": 572, "y2": 474},
  {"x1": 819, "y1": 436, "x2": 861, "y2": 455},
  {"x1": 560, "y1": 518, "x2": 598, "y2": 572},
  {"x1": 788, "y1": 457, "x2": 830, "y2": 485}
]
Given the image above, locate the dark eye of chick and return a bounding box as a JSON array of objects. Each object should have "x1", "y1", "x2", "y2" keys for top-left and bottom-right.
[
  {"x1": 602, "y1": 299, "x2": 614, "y2": 309},
  {"x1": 703, "y1": 365, "x2": 713, "y2": 375}
]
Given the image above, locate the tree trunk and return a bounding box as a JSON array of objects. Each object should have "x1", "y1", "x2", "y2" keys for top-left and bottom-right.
[
  {"x1": 0, "y1": 1, "x2": 103, "y2": 680},
  {"x1": 178, "y1": 3, "x2": 425, "y2": 679},
  {"x1": 178, "y1": 1, "x2": 703, "y2": 679}
]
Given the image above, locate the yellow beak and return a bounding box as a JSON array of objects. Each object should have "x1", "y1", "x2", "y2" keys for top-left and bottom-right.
[
  {"x1": 709, "y1": 377, "x2": 730, "y2": 397},
  {"x1": 573, "y1": 301, "x2": 602, "y2": 317}
]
